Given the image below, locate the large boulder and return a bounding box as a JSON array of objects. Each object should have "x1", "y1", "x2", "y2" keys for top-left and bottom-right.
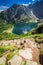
[
  {"x1": 8, "y1": 55, "x2": 23, "y2": 65},
  {"x1": 19, "y1": 48, "x2": 33, "y2": 60},
  {"x1": 24, "y1": 38, "x2": 37, "y2": 49},
  {"x1": 0, "y1": 56, "x2": 6, "y2": 64},
  {"x1": 26, "y1": 60, "x2": 38, "y2": 65}
]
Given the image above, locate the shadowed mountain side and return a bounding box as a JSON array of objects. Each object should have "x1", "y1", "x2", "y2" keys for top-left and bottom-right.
[
  {"x1": 0, "y1": 4, "x2": 37, "y2": 24},
  {"x1": 28, "y1": 1, "x2": 43, "y2": 19}
]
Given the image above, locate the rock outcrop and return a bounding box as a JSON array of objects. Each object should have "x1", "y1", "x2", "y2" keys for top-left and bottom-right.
[
  {"x1": 0, "y1": 56, "x2": 6, "y2": 64},
  {"x1": 26, "y1": 60, "x2": 38, "y2": 65},
  {"x1": 8, "y1": 55, "x2": 23, "y2": 65},
  {"x1": 19, "y1": 48, "x2": 33, "y2": 60}
]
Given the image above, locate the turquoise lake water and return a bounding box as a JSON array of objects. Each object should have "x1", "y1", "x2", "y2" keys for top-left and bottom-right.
[{"x1": 13, "y1": 22, "x2": 38, "y2": 34}]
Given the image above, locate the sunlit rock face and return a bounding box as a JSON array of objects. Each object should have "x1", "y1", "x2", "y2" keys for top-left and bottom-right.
[
  {"x1": 8, "y1": 55, "x2": 23, "y2": 65},
  {"x1": 0, "y1": 56, "x2": 6, "y2": 64},
  {"x1": 24, "y1": 38, "x2": 37, "y2": 49},
  {"x1": 26, "y1": 60, "x2": 38, "y2": 65},
  {"x1": 19, "y1": 48, "x2": 33, "y2": 60}
]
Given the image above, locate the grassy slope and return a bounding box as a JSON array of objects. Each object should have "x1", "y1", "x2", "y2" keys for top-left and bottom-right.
[
  {"x1": 0, "y1": 19, "x2": 13, "y2": 33},
  {"x1": 0, "y1": 18, "x2": 43, "y2": 41}
]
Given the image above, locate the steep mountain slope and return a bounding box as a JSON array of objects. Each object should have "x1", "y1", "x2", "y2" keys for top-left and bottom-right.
[
  {"x1": 28, "y1": 1, "x2": 43, "y2": 19},
  {"x1": 0, "y1": 1, "x2": 43, "y2": 24},
  {"x1": 0, "y1": 4, "x2": 37, "y2": 24}
]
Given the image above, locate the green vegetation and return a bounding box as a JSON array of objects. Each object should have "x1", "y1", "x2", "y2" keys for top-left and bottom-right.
[
  {"x1": 6, "y1": 50, "x2": 18, "y2": 60},
  {"x1": 0, "y1": 18, "x2": 43, "y2": 49},
  {"x1": 0, "y1": 18, "x2": 43, "y2": 41},
  {"x1": 23, "y1": 60, "x2": 26, "y2": 65},
  {"x1": 40, "y1": 49, "x2": 43, "y2": 55},
  {"x1": 0, "y1": 45, "x2": 11, "y2": 57},
  {"x1": 6, "y1": 45, "x2": 19, "y2": 60},
  {"x1": 0, "y1": 18, "x2": 12, "y2": 33},
  {"x1": 0, "y1": 64, "x2": 5, "y2": 65},
  {"x1": 0, "y1": 32, "x2": 19, "y2": 40},
  {"x1": 0, "y1": 32, "x2": 43, "y2": 41},
  {"x1": 35, "y1": 37, "x2": 43, "y2": 43},
  {"x1": 0, "y1": 45, "x2": 18, "y2": 57},
  {"x1": 0, "y1": 45, "x2": 19, "y2": 65}
]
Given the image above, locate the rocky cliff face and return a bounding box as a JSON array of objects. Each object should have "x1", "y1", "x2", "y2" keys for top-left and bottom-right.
[
  {"x1": 28, "y1": 1, "x2": 43, "y2": 19},
  {"x1": 0, "y1": 4, "x2": 37, "y2": 24},
  {"x1": 0, "y1": 1, "x2": 43, "y2": 24}
]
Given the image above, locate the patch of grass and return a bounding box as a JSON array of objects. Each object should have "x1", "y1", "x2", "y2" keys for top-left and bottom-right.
[
  {"x1": 22, "y1": 60, "x2": 26, "y2": 65},
  {"x1": 33, "y1": 34, "x2": 43, "y2": 43},
  {"x1": 0, "y1": 32, "x2": 43, "y2": 41},
  {"x1": 6, "y1": 50, "x2": 18, "y2": 60},
  {"x1": 0, "y1": 45, "x2": 10, "y2": 57},
  {"x1": 0, "y1": 45, "x2": 17, "y2": 57},
  {"x1": 0, "y1": 64, "x2": 5, "y2": 65},
  {"x1": 0, "y1": 32, "x2": 19, "y2": 40}
]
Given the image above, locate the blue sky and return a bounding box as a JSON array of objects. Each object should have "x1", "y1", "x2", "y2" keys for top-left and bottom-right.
[{"x1": 0, "y1": 0, "x2": 41, "y2": 12}]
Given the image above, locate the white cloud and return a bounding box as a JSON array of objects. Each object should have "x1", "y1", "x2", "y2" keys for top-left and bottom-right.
[
  {"x1": 32, "y1": 0, "x2": 35, "y2": 1},
  {"x1": 22, "y1": 2, "x2": 32, "y2": 6},
  {"x1": 0, "y1": 6, "x2": 9, "y2": 9},
  {"x1": 0, "y1": 5, "x2": 9, "y2": 12},
  {"x1": 22, "y1": 3, "x2": 29, "y2": 6}
]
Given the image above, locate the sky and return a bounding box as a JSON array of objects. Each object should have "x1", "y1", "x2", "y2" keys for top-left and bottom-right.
[{"x1": 0, "y1": 0, "x2": 41, "y2": 12}]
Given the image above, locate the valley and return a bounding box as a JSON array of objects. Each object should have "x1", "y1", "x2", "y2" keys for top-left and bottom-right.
[{"x1": 0, "y1": 0, "x2": 43, "y2": 65}]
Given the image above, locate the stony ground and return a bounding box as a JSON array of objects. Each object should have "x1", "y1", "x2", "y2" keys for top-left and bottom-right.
[{"x1": 0, "y1": 38, "x2": 43, "y2": 65}]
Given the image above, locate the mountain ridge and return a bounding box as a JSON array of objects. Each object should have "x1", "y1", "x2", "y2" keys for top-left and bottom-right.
[{"x1": 0, "y1": 1, "x2": 43, "y2": 24}]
